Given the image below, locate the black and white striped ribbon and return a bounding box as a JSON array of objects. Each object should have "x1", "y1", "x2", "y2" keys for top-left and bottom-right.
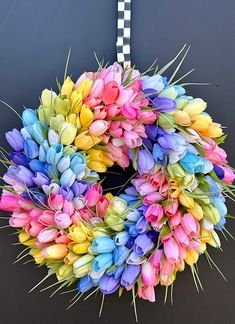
[{"x1": 116, "y1": 0, "x2": 132, "y2": 68}]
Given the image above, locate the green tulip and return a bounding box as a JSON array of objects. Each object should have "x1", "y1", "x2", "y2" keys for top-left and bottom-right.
[
  {"x1": 59, "y1": 122, "x2": 77, "y2": 145},
  {"x1": 54, "y1": 97, "x2": 70, "y2": 115}
]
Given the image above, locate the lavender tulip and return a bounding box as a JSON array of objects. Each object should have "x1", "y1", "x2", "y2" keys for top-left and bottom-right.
[
  {"x1": 99, "y1": 275, "x2": 120, "y2": 294},
  {"x1": 71, "y1": 180, "x2": 88, "y2": 196},
  {"x1": 133, "y1": 234, "x2": 154, "y2": 256},
  {"x1": 136, "y1": 216, "x2": 149, "y2": 234},
  {"x1": 137, "y1": 149, "x2": 154, "y2": 174},
  {"x1": 14, "y1": 165, "x2": 35, "y2": 187},
  {"x1": 60, "y1": 185, "x2": 74, "y2": 201},
  {"x1": 9, "y1": 152, "x2": 29, "y2": 166},
  {"x1": 120, "y1": 264, "x2": 141, "y2": 288},
  {"x1": 153, "y1": 97, "x2": 177, "y2": 112},
  {"x1": 33, "y1": 172, "x2": 50, "y2": 186},
  {"x1": 5, "y1": 129, "x2": 24, "y2": 151}
]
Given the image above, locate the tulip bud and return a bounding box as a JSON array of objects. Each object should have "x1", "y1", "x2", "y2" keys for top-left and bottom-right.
[
  {"x1": 18, "y1": 231, "x2": 35, "y2": 247},
  {"x1": 179, "y1": 192, "x2": 195, "y2": 208},
  {"x1": 174, "y1": 110, "x2": 191, "y2": 126},
  {"x1": 59, "y1": 122, "x2": 77, "y2": 145},
  {"x1": 73, "y1": 254, "x2": 94, "y2": 278},
  {"x1": 158, "y1": 86, "x2": 178, "y2": 100},
  {"x1": 54, "y1": 97, "x2": 70, "y2": 115},
  {"x1": 167, "y1": 163, "x2": 185, "y2": 183},
  {"x1": 89, "y1": 120, "x2": 109, "y2": 136},
  {"x1": 70, "y1": 91, "x2": 83, "y2": 113},
  {"x1": 41, "y1": 89, "x2": 57, "y2": 108},
  {"x1": 69, "y1": 240, "x2": 91, "y2": 254},
  {"x1": 74, "y1": 131, "x2": 101, "y2": 150},
  {"x1": 30, "y1": 248, "x2": 45, "y2": 264},
  {"x1": 201, "y1": 205, "x2": 220, "y2": 225},
  {"x1": 76, "y1": 79, "x2": 93, "y2": 99},
  {"x1": 50, "y1": 114, "x2": 65, "y2": 131},
  {"x1": 61, "y1": 77, "x2": 74, "y2": 98},
  {"x1": 185, "y1": 249, "x2": 199, "y2": 266},
  {"x1": 48, "y1": 129, "x2": 60, "y2": 145},
  {"x1": 157, "y1": 113, "x2": 175, "y2": 129},
  {"x1": 79, "y1": 104, "x2": 94, "y2": 127},
  {"x1": 56, "y1": 264, "x2": 73, "y2": 281},
  {"x1": 183, "y1": 98, "x2": 207, "y2": 115},
  {"x1": 105, "y1": 214, "x2": 124, "y2": 232},
  {"x1": 187, "y1": 202, "x2": 203, "y2": 221},
  {"x1": 64, "y1": 251, "x2": 80, "y2": 265},
  {"x1": 42, "y1": 243, "x2": 68, "y2": 260}
]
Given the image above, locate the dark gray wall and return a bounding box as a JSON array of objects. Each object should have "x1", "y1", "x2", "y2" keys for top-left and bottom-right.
[{"x1": 0, "y1": 0, "x2": 235, "y2": 323}]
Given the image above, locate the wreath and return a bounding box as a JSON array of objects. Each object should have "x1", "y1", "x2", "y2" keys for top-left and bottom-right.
[{"x1": 0, "y1": 51, "x2": 234, "y2": 320}]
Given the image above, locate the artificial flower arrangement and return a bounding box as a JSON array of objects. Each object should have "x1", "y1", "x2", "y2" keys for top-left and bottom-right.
[{"x1": 0, "y1": 47, "x2": 234, "y2": 321}]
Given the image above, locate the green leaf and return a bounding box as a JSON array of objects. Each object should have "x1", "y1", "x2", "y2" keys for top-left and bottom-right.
[
  {"x1": 159, "y1": 225, "x2": 171, "y2": 240},
  {"x1": 161, "y1": 200, "x2": 175, "y2": 207},
  {"x1": 213, "y1": 133, "x2": 227, "y2": 145}
]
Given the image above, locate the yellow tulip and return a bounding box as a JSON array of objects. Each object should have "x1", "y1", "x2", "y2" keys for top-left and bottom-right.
[
  {"x1": 59, "y1": 122, "x2": 77, "y2": 145},
  {"x1": 201, "y1": 205, "x2": 220, "y2": 225},
  {"x1": 167, "y1": 163, "x2": 185, "y2": 183},
  {"x1": 105, "y1": 193, "x2": 113, "y2": 201},
  {"x1": 158, "y1": 86, "x2": 178, "y2": 100},
  {"x1": 70, "y1": 91, "x2": 83, "y2": 113},
  {"x1": 202, "y1": 122, "x2": 223, "y2": 138},
  {"x1": 66, "y1": 113, "x2": 81, "y2": 129},
  {"x1": 18, "y1": 231, "x2": 36, "y2": 247},
  {"x1": 185, "y1": 250, "x2": 199, "y2": 266},
  {"x1": 208, "y1": 230, "x2": 221, "y2": 248},
  {"x1": 174, "y1": 110, "x2": 191, "y2": 126},
  {"x1": 73, "y1": 254, "x2": 94, "y2": 278},
  {"x1": 54, "y1": 97, "x2": 70, "y2": 115},
  {"x1": 76, "y1": 78, "x2": 93, "y2": 99},
  {"x1": 64, "y1": 250, "x2": 80, "y2": 265},
  {"x1": 50, "y1": 114, "x2": 65, "y2": 131},
  {"x1": 105, "y1": 214, "x2": 124, "y2": 232},
  {"x1": 79, "y1": 104, "x2": 94, "y2": 127},
  {"x1": 68, "y1": 223, "x2": 93, "y2": 243},
  {"x1": 56, "y1": 264, "x2": 73, "y2": 281},
  {"x1": 74, "y1": 131, "x2": 101, "y2": 150},
  {"x1": 68, "y1": 240, "x2": 91, "y2": 254},
  {"x1": 61, "y1": 77, "x2": 74, "y2": 98},
  {"x1": 88, "y1": 148, "x2": 114, "y2": 172},
  {"x1": 200, "y1": 228, "x2": 212, "y2": 243},
  {"x1": 183, "y1": 98, "x2": 207, "y2": 115},
  {"x1": 41, "y1": 88, "x2": 57, "y2": 108},
  {"x1": 30, "y1": 248, "x2": 45, "y2": 264},
  {"x1": 43, "y1": 244, "x2": 68, "y2": 260},
  {"x1": 197, "y1": 242, "x2": 206, "y2": 253},
  {"x1": 187, "y1": 202, "x2": 203, "y2": 221},
  {"x1": 179, "y1": 192, "x2": 195, "y2": 208}
]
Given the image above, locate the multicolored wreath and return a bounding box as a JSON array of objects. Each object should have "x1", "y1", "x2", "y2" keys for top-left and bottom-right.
[{"x1": 0, "y1": 2, "x2": 235, "y2": 320}]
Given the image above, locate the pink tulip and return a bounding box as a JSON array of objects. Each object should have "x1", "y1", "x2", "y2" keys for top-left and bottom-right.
[
  {"x1": 145, "y1": 204, "x2": 164, "y2": 223},
  {"x1": 78, "y1": 208, "x2": 93, "y2": 221},
  {"x1": 122, "y1": 103, "x2": 139, "y2": 119},
  {"x1": 29, "y1": 220, "x2": 44, "y2": 237},
  {"x1": 163, "y1": 199, "x2": 179, "y2": 217},
  {"x1": 116, "y1": 88, "x2": 133, "y2": 106},
  {"x1": 102, "y1": 81, "x2": 119, "y2": 105},
  {"x1": 141, "y1": 261, "x2": 156, "y2": 286},
  {"x1": 54, "y1": 211, "x2": 72, "y2": 229},
  {"x1": 96, "y1": 196, "x2": 109, "y2": 218},
  {"x1": 84, "y1": 97, "x2": 101, "y2": 108},
  {"x1": 105, "y1": 143, "x2": 130, "y2": 168},
  {"x1": 202, "y1": 137, "x2": 228, "y2": 164},
  {"x1": 90, "y1": 79, "x2": 104, "y2": 98},
  {"x1": 38, "y1": 210, "x2": 55, "y2": 226},
  {"x1": 55, "y1": 232, "x2": 71, "y2": 244},
  {"x1": 132, "y1": 178, "x2": 157, "y2": 196},
  {"x1": 28, "y1": 209, "x2": 42, "y2": 220},
  {"x1": 181, "y1": 213, "x2": 199, "y2": 237},
  {"x1": 89, "y1": 120, "x2": 109, "y2": 136},
  {"x1": 75, "y1": 72, "x2": 93, "y2": 88},
  {"x1": 106, "y1": 104, "x2": 121, "y2": 118},
  {"x1": 149, "y1": 249, "x2": 163, "y2": 272},
  {"x1": 0, "y1": 194, "x2": 26, "y2": 212},
  {"x1": 176, "y1": 246, "x2": 187, "y2": 267},
  {"x1": 219, "y1": 165, "x2": 235, "y2": 184},
  {"x1": 93, "y1": 105, "x2": 107, "y2": 120},
  {"x1": 138, "y1": 285, "x2": 156, "y2": 302},
  {"x1": 101, "y1": 63, "x2": 122, "y2": 86},
  {"x1": 71, "y1": 211, "x2": 83, "y2": 224},
  {"x1": 48, "y1": 194, "x2": 64, "y2": 210},
  {"x1": 138, "y1": 111, "x2": 157, "y2": 124},
  {"x1": 169, "y1": 210, "x2": 182, "y2": 228},
  {"x1": 85, "y1": 184, "x2": 103, "y2": 207},
  {"x1": 163, "y1": 237, "x2": 179, "y2": 264},
  {"x1": 160, "y1": 260, "x2": 174, "y2": 283},
  {"x1": 188, "y1": 239, "x2": 201, "y2": 250},
  {"x1": 123, "y1": 130, "x2": 142, "y2": 148},
  {"x1": 143, "y1": 192, "x2": 163, "y2": 205},
  {"x1": 9, "y1": 212, "x2": 30, "y2": 228},
  {"x1": 109, "y1": 121, "x2": 123, "y2": 138},
  {"x1": 38, "y1": 228, "x2": 58, "y2": 243},
  {"x1": 173, "y1": 225, "x2": 189, "y2": 247},
  {"x1": 63, "y1": 199, "x2": 74, "y2": 216}
]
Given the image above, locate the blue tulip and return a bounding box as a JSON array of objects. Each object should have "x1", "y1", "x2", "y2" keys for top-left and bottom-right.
[
  {"x1": 22, "y1": 109, "x2": 38, "y2": 126},
  {"x1": 46, "y1": 144, "x2": 63, "y2": 165},
  {"x1": 153, "y1": 97, "x2": 177, "y2": 112},
  {"x1": 114, "y1": 231, "x2": 130, "y2": 246},
  {"x1": 113, "y1": 246, "x2": 130, "y2": 266},
  {"x1": 153, "y1": 143, "x2": 166, "y2": 165},
  {"x1": 179, "y1": 152, "x2": 205, "y2": 174},
  {"x1": 89, "y1": 236, "x2": 116, "y2": 254},
  {"x1": 60, "y1": 168, "x2": 76, "y2": 187},
  {"x1": 29, "y1": 159, "x2": 45, "y2": 173},
  {"x1": 174, "y1": 85, "x2": 185, "y2": 97},
  {"x1": 5, "y1": 129, "x2": 24, "y2": 151},
  {"x1": 44, "y1": 163, "x2": 58, "y2": 180},
  {"x1": 126, "y1": 209, "x2": 141, "y2": 222},
  {"x1": 92, "y1": 253, "x2": 113, "y2": 272},
  {"x1": 31, "y1": 121, "x2": 47, "y2": 144},
  {"x1": 70, "y1": 153, "x2": 86, "y2": 175},
  {"x1": 24, "y1": 138, "x2": 39, "y2": 159},
  {"x1": 39, "y1": 140, "x2": 49, "y2": 162},
  {"x1": 57, "y1": 156, "x2": 70, "y2": 173},
  {"x1": 77, "y1": 275, "x2": 94, "y2": 293}
]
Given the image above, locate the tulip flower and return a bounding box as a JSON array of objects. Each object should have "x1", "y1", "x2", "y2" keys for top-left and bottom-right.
[
  {"x1": 5, "y1": 129, "x2": 24, "y2": 151},
  {"x1": 37, "y1": 228, "x2": 58, "y2": 243},
  {"x1": 89, "y1": 120, "x2": 109, "y2": 136},
  {"x1": 92, "y1": 253, "x2": 113, "y2": 272},
  {"x1": 133, "y1": 234, "x2": 154, "y2": 256},
  {"x1": 89, "y1": 236, "x2": 116, "y2": 254},
  {"x1": 41, "y1": 88, "x2": 57, "y2": 108},
  {"x1": 99, "y1": 275, "x2": 120, "y2": 294},
  {"x1": 113, "y1": 246, "x2": 130, "y2": 266},
  {"x1": 183, "y1": 98, "x2": 207, "y2": 115},
  {"x1": 73, "y1": 254, "x2": 94, "y2": 278},
  {"x1": 114, "y1": 231, "x2": 130, "y2": 246},
  {"x1": 163, "y1": 237, "x2": 179, "y2": 264},
  {"x1": 24, "y1": 138, "x2": 39, "y2": 159},
  {"x1": 145, "y1": 204, "x2": 164, "y2": 223},
  {"x1": 59, "y1": 122, "x2": 77, "y2": 145},
  {"x1": 46, "y1": 144, "x2": 63, "y2": 165},
  {"x1": 102, "y1": 81, "x2": 119, "y2": 105},
  {"x1": 54, "y1": 211, "x2": 72, "y2": 229},
  {"x1": 181, "y1": 213, "x2": 199, "y2": 237},
  {"x1": 61, "y1": 76, "x2": 74, "y2": 97},
  {"x1": 138, "y1": 285, "x2": 156, "y2": 302},
  {"x1": 141, "y1": 261, "x2": 156, "y2": 286},
  {"x1": 76, "y1": 78, "x2": 93, "y2": 99},
  {"x1": 120, "y1": 264, "x2": 141, "y2": 288},
  {"x1": 56, "y1": 264, "x2": 73, "y2": 281},
  {"x1": 22, "y1": 109, "x2": 38, "y2": 126},
  {"x1": 137, "y1": 149, "x2": 154, "y2": 174},
  {"x1": 54, "y1": 97, "x2": 70, "y2": 115},
  {"x1": 105, "y1": 214, "x2": 124, "y2": 232},
  {"x1": 42, "y1": 243, "x2": 68, "y2": 260},
  {"x1": 77, "y1": 275, "x2": 94, "y2": 293},
  {"x1": 142, "y1": 74, "x2": 165, "y2": 92},
  {"x1": 74, "y1": 131, "x2": 101, "y2": 150},
  {"x1": 79, "y1": 104, "x2": 94, "y2": 127}
]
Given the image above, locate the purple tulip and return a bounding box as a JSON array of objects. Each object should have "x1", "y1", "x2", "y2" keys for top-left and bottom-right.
[
  {"x1": 5, "y1": 129, "x2": 24, "y2": 151},
  {"x1": 133, "y1": 234, "x2": 154, "y2": 256},
  {"x1": 153, "y1": 97, "x2": 177, "y2": 112},
  {"x1": 213, "y1": 165, "x2": 224, "y2": 180},
  {"x1": 71, "y1": 180, "x2": 88, "y2": 196},
  {"x1": 60, "y1": 185, "x2": 74, "y2": 201},
  {"x1": 120, "y1": 264, "x2": 141, "y2": 288},
  {"x1": 9, "y1": 152, "x2": 29, "y2": 166},
  {"x1": 107, "y1": 265, "x2": 125, "y2": 279},
  {"x1": 136, "y1": 216, "x2": 148, "y2": 234},
  {"x1": 137, "y1": 149, "x2": 154, "y2": 175},
  {"x1": 33, "y1": 172, "x2": 50, "y2": 186},
  {"x1": 99, "y1": 275, "x2": 120, "y2": 294},
  {"x1": 145, "y1": 124, "x2": 158, "y2": 140},
  {"x1": 13, "y1": 165, "x2": 34, "y2": 187},
  {"x1": 126, "y1": 251, "x2": 143, "y2": 265},
  {"x1": 143, "y1": 88, "x2": 157, "y2": 100},
  {"x1": 158, "y1": 134, "x2": 176, "y2": 153}
]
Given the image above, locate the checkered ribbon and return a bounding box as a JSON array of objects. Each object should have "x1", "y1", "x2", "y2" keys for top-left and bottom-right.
[{"x1": 116, "y1": 0, "x2": 132, "y2": 68}]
